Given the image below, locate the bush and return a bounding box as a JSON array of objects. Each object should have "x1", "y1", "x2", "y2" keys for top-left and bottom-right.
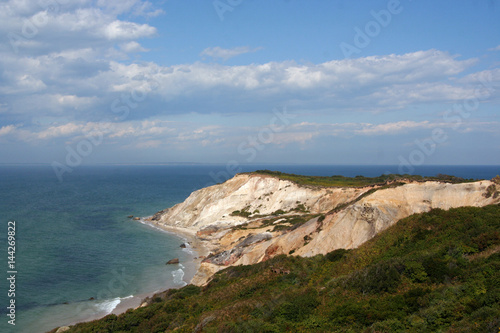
[
  {"x1": 368, "y1": 318, "x2": 406, "y2": 332},
  {"x1": 404, "y1": 261, "x2": 428, "y2": 283},
  {"x1": 484, "y1": 184, "x2": 498, "y2": 198},
  {"x1": 273, "y1": 289, "x2": 320, "y2": 322},
  {"x1": 325, "y1": 248, "x2": 349, "y2": 262},
  {"x1": 422, "y1": 256, "x2": 451, "y2": 283},
  {"x1": 403, "y1": 287, "x2": 430, "y2": 312},
  {"x1": 348, "y1": 260, "x2": 402, "y2": 294}
]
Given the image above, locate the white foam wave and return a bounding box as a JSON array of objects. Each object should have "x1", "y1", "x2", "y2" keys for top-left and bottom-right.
[
  {"x1": 96, "y1": 295, "x2": 134, "y2": 315},
  {"x1": 179, "y1": 241, "x2": 197, "y2": 257},
  {"x1": 172, "y1": 268, "x2": 187, "y2": 287},
  {"x1": 181, "y1": 245, "x2": 196, "y2": 256}
]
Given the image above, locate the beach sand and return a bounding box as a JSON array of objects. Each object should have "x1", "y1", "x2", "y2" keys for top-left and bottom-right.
[
  {"x1": 69, "y1": 221, "x2": 210, "y2": 327},
  {"x1": 113, "y1": 223, "x2": 209, "y2": 313}
]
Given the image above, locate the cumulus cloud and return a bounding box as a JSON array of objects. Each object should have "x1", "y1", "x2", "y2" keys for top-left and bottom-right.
[
  {"x1": 0, "y1": 125, "x2": 18, "y2": 136},
  {"x1": 354, "y1": 121, "x2": 434, "y2": 135},
  {"x1": 120, "y1": 41, "x2": 149, "y2": 53},
  {"x1": 0, "y1": 46, "x2": 487, "y2": 128},
  {"x1": 0, "y1": 0, "x2": 496, "y2": 162},
  {"x1": 102, "y1": 20, "x2": 156, "y2": 40},
  {"x1": 0, "y1": 1, "x2": 158, "y2": 56},
  {"x1": 1, "y1": 46, "x2": 490, "y2": 129},
  {"x1": 200, "y1": 46, "x2": 263, "y2": 61}
]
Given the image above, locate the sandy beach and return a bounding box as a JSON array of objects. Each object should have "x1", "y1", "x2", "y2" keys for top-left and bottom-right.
[
  {"x1": 62, "y1": 220, "x2": 210, "y2": 329},
  {"x1": 110, "y1": 222, "x2": 210, "y2": 315}
]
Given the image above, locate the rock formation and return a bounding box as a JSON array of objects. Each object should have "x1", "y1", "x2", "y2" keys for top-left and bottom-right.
[
  {"x1": 166, "y1": 258, "x2": 179, "y2": 265},
  {"x1": 147, "y1": 173, "x2": 500, "y2": 285}
]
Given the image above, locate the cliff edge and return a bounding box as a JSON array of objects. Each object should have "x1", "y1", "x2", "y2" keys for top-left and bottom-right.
[{"x1": 147, "y1": 173, "x2": 500, "y2": 285}]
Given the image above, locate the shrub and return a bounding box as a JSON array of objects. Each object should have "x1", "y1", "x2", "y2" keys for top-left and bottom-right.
[
  {"x1": 348, "y1": 260, "x2": 402, "y2": 294},
  {"x1": 368, "y1": 318, "x2": 406, "y2": 332},
  {"x1": 422, "y1": 256, "x2": 451, "y2": 283},
  {"x1": 273, "y1": 289, "x2": 320, "y2": 322},
  {"x1": 404, "y1": 261, "x2": 428, "y2": 283},
  {"x1": 484, "y1": 184, "x2": 498, "y2": 198},
  {"x1": 325, "y1": 248, "x2": 349, "y2": 262}
]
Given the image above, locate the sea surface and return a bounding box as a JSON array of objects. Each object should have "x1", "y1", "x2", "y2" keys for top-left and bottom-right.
[{"x1": 0, "y1": 164, "x2": 498, "y2": 333}]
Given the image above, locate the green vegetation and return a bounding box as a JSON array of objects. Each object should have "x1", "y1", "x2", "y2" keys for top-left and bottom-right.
[
  {"x1": 484, "y1": 184, "x2": 499, "y2": 199},
  {"x1": 230, "y1": 209, "x2": 251, "y2": 218},
  {"x1": 56, "y1": 205, "x2": 500, "y2": 332},
  {"x1": 230, "y1": 214, "x2": 318, "y2": 233},
  {"x1": 249, "y1": 170, "x2": 476, "y2": 187}
]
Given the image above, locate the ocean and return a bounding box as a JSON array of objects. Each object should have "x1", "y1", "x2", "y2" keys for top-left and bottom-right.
[{"x1": 0, "y1": 164, "x2": 499, "y2": 333}]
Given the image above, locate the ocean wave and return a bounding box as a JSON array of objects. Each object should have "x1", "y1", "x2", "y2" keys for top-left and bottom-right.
[
  {"x1": 181, "y1": 242, "x2": 197, "y2": 256},
  {"x1": 96, "y1": 295, "x2": 133, "y2": 315},
  {"x1": 172, "y1": 268, "x2": 187, "y2": 287}
]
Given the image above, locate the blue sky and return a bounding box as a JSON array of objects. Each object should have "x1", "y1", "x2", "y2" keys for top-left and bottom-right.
[{"x1": 0, "y1": 0, "x2": 499, "y2": 169}]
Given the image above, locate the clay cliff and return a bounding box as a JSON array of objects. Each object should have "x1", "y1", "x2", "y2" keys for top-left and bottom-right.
[{"x1": 147, "y1": 173, "x2": 500, "y2": 285}]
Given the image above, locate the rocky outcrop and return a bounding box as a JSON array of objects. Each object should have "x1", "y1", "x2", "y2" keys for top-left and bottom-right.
[
  {"x1": 151, "y1": 174, "x2": 367, "y2": 229},
  {"x1": 148, "y1": 174, "x2": 500, "y2": 286},
  {"x1": 166, "y1": 258, "x2": 179, "y2": 265}
]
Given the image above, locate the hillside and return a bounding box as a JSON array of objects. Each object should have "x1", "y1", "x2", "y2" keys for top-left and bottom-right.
[{"x1": 54, "y1": 204, "x2": 500, "y2": 332}]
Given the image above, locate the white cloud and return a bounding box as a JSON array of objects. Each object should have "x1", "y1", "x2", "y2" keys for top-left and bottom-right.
[
  {"x1": 488, "y1": 45, "x2": 500, "y2": 51},
  {"x1": 0, "y1": 125, "x2": 18, "y2": 136},
  {"x1": 120, "y1": 41, "x2": 149, "y2": 53},
  {"x1": 200, "y1": 46, "x2": 263, "y2": 61},
  {"x1": 102, "y1": 20, "x2": 156, "y2": 40},
  {"x1": 0, "y1": 1, "x2": 158, "y2": 56},
  {"x1": 354, "y1": 121, "x2": 434, "y2": 135},
  {"x1": 0, "y1": 48, "x2": 486, "y2": 124}
]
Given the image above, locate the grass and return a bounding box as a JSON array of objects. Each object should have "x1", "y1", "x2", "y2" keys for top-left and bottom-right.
[
  {"x1": 248, "y1": 170, "x2": 477, "y2": 188},
  {"x1": 56, "y1": 204, "x2": 500, "y2": 333}
]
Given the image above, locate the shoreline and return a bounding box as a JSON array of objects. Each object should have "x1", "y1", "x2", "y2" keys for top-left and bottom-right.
[
  {"x1": 63, "y1": 219, "x2": 210, "y2": 329},
  {"x1": 111, "y1": 220, "x2": 210, "y2": 314},
  {"x1": 73, "y1": 217, "x2": 210, "y2": 325}
]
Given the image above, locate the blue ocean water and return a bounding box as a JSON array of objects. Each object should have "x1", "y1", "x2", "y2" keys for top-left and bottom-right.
[{"x1": 0, "y1": 164, "x2": 498, "y2": 332}]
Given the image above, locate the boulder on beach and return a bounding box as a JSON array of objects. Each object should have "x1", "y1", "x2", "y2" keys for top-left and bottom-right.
[
  {"x1": 180, "y1": 243, "x2": 187, "y2": 248},
  {"x1": 127, "y1": 215, "x2": 133, "y2": 218},
  {"x1": 133, "y1": 217, "x2": 140, "y2": 221},
  {"x1": 166, "y1": 258, "x2": 179, "y2": 265}
]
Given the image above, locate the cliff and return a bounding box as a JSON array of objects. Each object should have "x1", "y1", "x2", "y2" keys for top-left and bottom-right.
[
  {"x1": 147, "y1": 173, "x2": 500, "y2": 285},
  {"x1": 151, "y1": 173, "x2": 366, "y2": 229}
]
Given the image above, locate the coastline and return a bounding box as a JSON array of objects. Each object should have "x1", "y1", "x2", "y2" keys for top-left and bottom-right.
[{"x1": 65, "y1": 219, "x2": 210, "y2": 328}]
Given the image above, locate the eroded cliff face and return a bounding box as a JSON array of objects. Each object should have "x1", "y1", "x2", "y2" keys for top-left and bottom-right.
[
  {"x1": 148, "y1": 174, "x2": 500, "y2": 286},
  {"x1": 153, "y1": 174, "x2": 367, "y2": 229}
]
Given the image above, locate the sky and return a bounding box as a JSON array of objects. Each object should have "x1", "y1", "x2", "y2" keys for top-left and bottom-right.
[{"x1": 0, "y1": 0, "x2": 499, "y2": 170}]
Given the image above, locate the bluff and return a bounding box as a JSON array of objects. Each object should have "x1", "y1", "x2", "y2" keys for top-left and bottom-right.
[{"x1": 148, "y1": 173, "x2": 500, "y2": 285}]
